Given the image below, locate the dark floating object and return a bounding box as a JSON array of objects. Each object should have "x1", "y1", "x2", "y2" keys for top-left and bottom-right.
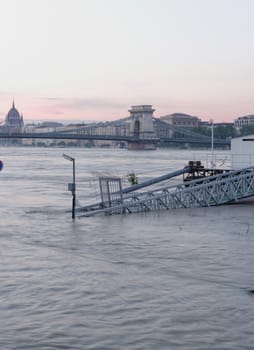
[{"x1": 247, "y1": 289, "x2": 254, "y2": 294}]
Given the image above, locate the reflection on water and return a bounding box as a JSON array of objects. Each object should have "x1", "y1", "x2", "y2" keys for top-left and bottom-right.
[{"x1": 0, "y1": 147, "x2": 254, "y2": 349}]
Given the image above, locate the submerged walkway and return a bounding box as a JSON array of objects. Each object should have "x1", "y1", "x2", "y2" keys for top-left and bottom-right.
[{"x1": 77, "y1": 167, "x2": 254, "y2": 217}]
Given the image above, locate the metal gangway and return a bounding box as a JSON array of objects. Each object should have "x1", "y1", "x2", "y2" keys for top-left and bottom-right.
[{"x1": 76, "y1": 165, "x2": 254, "y2": 217}]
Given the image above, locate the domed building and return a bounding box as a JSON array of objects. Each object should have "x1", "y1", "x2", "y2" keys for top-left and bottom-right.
[
  {"x1": 5, "y1": 100, "x2": 24, "y2": 131},
  {"x1": 0, "y1": 101, "x2": 24, "y2": 145}
]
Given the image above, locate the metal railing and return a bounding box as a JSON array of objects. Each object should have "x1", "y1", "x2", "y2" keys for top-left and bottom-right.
[{"x1": 77, "y1": 167, "x2": 254, "y2": 217}]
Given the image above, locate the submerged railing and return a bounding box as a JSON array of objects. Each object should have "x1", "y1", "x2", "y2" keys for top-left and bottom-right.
[{"x1": 76, "y1": 166, "x2": 254, "y2": 217}]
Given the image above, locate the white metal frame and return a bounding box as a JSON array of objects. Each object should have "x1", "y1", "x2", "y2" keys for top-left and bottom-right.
[{"x1": 78, "y1": 167, "x2": 254, "y2": 217}]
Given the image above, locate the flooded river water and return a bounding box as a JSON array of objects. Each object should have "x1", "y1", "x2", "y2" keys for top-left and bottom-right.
[{"x1": 0, "y1": 147, "x2": 254, "y2": 349}]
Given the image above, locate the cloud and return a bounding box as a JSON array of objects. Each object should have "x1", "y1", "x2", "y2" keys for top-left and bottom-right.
[{"x1": 41, "y1": 97, "x2": 127, "y2": 110}]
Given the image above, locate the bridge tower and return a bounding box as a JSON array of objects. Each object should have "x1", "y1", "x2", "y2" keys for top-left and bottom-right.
[{"x1": 128, "y1": 105, "x2": 157, "y2": 150}]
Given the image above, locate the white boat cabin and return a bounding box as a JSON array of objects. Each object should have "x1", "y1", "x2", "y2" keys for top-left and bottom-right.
[{"x1": 231, "y1": 135, "x2": 254, "y2": 169}]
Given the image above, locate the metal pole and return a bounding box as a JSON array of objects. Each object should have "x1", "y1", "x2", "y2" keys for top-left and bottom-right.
[
  {"x1": 210, "y1": 119, "x2": 214, "y2": 169},
  {"x1": 72, "y1": 158, "x2": 76, "y2": 219},
  {"x1": 63, "y1": 153, "x2": 76, "y2": 220}
]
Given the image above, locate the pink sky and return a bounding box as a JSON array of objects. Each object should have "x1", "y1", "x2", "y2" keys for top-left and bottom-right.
[
  {"x1": 0, "y1": 94, "x2": 252, "y2": 124},
  {"x1": 1, "y1": 1, "x2": 254, "y2": 124}
]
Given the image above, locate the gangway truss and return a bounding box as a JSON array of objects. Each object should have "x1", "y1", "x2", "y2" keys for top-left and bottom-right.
[{"x1": 76, "y1": 165, "x2": 254, "y2": 217}]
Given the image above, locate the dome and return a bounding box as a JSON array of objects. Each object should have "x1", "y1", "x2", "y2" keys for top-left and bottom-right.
[{"x1": 5, "y1": 101, "x2": 24, "y2": 128}]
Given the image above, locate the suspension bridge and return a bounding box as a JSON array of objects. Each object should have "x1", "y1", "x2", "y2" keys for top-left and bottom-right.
[{"x1": 0, "y1": 117, "x2": 230, "y2": 148}]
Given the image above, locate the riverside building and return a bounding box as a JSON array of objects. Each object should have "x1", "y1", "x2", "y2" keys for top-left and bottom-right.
[
  {"x1": 0, "y1": 101, "x2": 24, "y2": 145},
  {"x1": 234, "y1": 115, "x2": 254, "y2": 129},
  {"x1": 159, "y1": 113, "x2": 201, "y2": 138}
]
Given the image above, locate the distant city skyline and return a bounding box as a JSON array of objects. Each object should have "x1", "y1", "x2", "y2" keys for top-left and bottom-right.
[{"x1": 1, "y1": 0, "x2": 254, "y2": 122}]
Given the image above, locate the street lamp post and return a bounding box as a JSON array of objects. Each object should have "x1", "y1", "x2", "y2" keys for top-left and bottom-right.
[
  {"x1": 210, "y1": 119, "x2": 214, "y2": 169},
  {"x1": 63, "y1": 153, "x2": 76, "y2": 219}
]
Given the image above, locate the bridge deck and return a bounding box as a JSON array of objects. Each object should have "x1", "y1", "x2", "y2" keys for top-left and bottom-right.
[{"x1": 0, "y1": 129, "x2": 229, "y2": 145}]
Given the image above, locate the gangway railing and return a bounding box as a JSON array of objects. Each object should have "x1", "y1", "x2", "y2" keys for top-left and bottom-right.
[
  {"x1": 122, "y1": 166, "x2": 191, "y2": 193},
  {"x1": 77, "y1": 166, "x2": 254, "y2": 217}
]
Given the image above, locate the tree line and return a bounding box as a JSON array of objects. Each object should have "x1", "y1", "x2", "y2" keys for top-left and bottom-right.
[{"x1": 192, "y1": 124, "x2": 254, "y2": 140}]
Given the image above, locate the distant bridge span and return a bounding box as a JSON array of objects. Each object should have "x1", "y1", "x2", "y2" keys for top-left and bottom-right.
[
  {"x1": 0, "y1": 132, "x2": 156, "y2": 143},
  {"x1": 0, "y1": 131, "x2": 230, "y2": 146},
  {"x1": 0, "y1": 105, "x2": 231, "y2": 148}
]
